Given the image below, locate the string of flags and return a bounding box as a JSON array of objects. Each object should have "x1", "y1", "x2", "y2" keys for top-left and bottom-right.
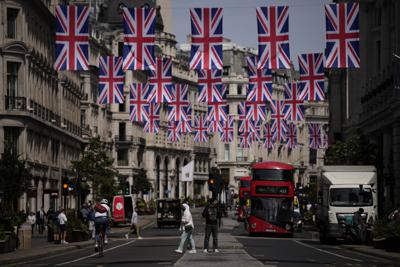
[{"x1": 55, "y1": 3, "x2": 360, "y2": 148}]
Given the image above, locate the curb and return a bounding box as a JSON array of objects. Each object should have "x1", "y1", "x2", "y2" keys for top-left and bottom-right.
[
  {"x1": 340, "y1": 245, "x2": 400, "y2": 262},
  {"x1": 1, "y1": 219, "x2": 155, "y2": 266}
]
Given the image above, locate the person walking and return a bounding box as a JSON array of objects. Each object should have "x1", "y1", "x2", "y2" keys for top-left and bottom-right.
[
  {"x1": 58, "y1": 209, "x2": 68, "y2": 244},
  {"x1": 125, "y1": 207, "x2": 142, "y2": 239},
  {"x1": 202, "y1": 199, "x2": 222, "y2": 253},
  {"x1": 175, "y1": 203, "x2": 196, "y2": 254},
  {"x1": 36, "y1": 207, "x2": 46, "y2": 234},
  {"x1": 27, "y1": 212, "x2": 36, "y2": 235},
  {"x1": 353, "y1": 208, "x2": 366, "y2": 244}
]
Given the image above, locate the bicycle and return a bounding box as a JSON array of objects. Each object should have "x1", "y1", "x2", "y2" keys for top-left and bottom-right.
[{"x1": 97, "y1": 224, "x2": 105, "y2": 257}]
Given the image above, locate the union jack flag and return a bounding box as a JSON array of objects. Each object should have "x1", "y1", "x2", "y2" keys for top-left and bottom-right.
[
  {"x1": 219, "y1": 116, "x2": 234, "y2": 143},
  {"x1": 168, "y1": 121, "x2": 181, "y2": 142},
  {"x1": 239, "y1": 132, "x2": 252, "y2": 149},
  {"x1": 283, "y1": 82, "x2": 304, "y2": 121},
  {"x1": 239, "y1": 119, "x2": 260, "y2": 142},
  {"x1": 246, "y1": 101, "x2": 267, "y2": 121},
  {"x1": 194, "y1": 114, "x2": 208, "y2": 143},
  {"x1": 98, "y1": 56, "x2": 124, "y2": 104},
  {"x1": 143, "y1": 103, "x2": 160, "y2": 133},
  {"x1": 320, "y1": 128, "x2": 329, "y2": 149},
  {"x1": 123, "y1": 7, "x2": 156, "y2": 71},
  {"x1": 238, "y1": 101, "x2": 261, "y2": 134},
  {"x1": 246, "y1": 56, "x2": 273, "y2": 102},
  {"x1": 147, "y1": 56, "x2": 173, "y2": 103},
  {"x1": 197, "y1": 69, "x2": 224, "y2": 103},
  {"x1": 129, "y1": 83, "x2": 150, "y2": 122},
  {"x1": 168, "y1": 84, "x2": 190, "y2": 122},
  {"x1": 263, "y1": 122, "x2": 275, "y2": 149},
  {"x1": 256, "y1": 6, "x2": 290, "y2": 70},
  {"x1": 179, "y1": 120, "x2": 192, "y2": 134},
  {"x1": 325, "y1": 3, "x2": 360, "y2": 68},
  {"x1": 55, "y1": 5, "x2": 89, "y2": 71},
  {"x1": 238, "y1": 101, "x2": 247, "y2": 120},
  {"x1": 207, "y1": 101, "x2": 228, "y2": 122},
  {"x1": 298, "y1": 53, "x2": 325, "y2": 101},
  {"x1": 271, "y1": 100, "x2": 288, "y2": 143},
  {"x1": 286, "y1": 123, "x2": 297, "y2": 149},
  {"x1": 308, "y1": 123, "x2": 322, "y2": 149},
  {"x1": 208, "y1": 120, "x2": 222, "y2": 134},
  {"x1": 190, "y1": 8, "x2": 223, "y2": 70}
]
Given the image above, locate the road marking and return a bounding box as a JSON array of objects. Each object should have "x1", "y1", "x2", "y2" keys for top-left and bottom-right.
[
  {"x1": 55, "y1": 239, "x2": 138, "y2": 266},
  {"x1": 253, "y1": 254, "x2": 265, "y2": 257},
  {"x1": 293, "y1": 240, "x2": 362, "y2": 262}
]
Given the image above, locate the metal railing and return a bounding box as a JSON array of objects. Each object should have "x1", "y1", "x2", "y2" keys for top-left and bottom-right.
[{"x1": 5, "y1": 96, "x2": 26, "y2": 111}]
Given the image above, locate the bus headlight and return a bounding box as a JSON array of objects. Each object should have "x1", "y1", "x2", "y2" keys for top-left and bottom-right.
[{"x1": 285, "y1": 224, "x2": 292, "y2": 230}]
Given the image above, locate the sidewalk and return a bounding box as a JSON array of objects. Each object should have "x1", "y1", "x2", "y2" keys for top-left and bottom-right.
[
  {"x1": 0, "y1": 214, "x2": 154, "y2": 266},
  {"x1": 174, "y1": 215, "x2": 263, "y2": 267}
]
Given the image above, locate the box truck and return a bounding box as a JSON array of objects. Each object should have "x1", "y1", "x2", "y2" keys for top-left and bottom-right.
[{"x1": 316, "y1": 166, "x2": 377, "y2": 243}]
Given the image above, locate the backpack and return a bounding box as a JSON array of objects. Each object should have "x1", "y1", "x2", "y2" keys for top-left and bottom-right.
[
  {"x1": 208, "y1": 207, "x2": 217, "y2": 221},
  {"x1": 94, "y1": 203, "x2": 107, "y2": 213}
]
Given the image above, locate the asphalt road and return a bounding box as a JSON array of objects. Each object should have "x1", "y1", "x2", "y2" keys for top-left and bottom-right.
[{"x1": 8, "y1": 209, "x2": 400, "y2": 267}]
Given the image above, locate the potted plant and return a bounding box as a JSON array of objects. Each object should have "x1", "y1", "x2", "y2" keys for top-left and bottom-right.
[
  {"x1": 65, "y1": 213, "x2": 89, "y2": 243},
  {"x1": 136, "y1": 199, "x2": 147, "y2": 215},
  {"x1": 371, "y1": 219, "x2": 387, "y2": 249},
  {"x1": 147, "y1": 199, "x2": 156, "y2": 215}
]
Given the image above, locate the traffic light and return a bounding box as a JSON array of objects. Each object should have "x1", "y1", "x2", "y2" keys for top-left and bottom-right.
[
  {"x1": 208, "y1": 175, "x2": 215, "y2": 192},
  {"x1": 124, "y1": 181, "x2": 130, "y2": 195},
  {"x1": 61, "y1": 178, "x2": 69, "y2": 196}
]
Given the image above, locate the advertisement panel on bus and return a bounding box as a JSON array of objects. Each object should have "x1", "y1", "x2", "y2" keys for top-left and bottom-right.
[{"x1": 248, "y1": 162, "x2": 295, "y2": 236}]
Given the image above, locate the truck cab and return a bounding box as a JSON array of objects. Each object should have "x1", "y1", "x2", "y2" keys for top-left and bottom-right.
[{"x1": 316, "y1": 166, "x2": 377, "y2": 243}]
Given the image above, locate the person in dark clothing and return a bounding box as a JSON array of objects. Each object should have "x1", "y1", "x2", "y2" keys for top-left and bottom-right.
[
  {"x1": 202, "y1": 198, "x2": 222, "y2": 253},
  {"x1": 353, "y1": 208, "x2": 366, "y2": 244}
]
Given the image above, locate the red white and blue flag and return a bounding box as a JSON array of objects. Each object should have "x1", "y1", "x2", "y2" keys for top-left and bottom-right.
[
  {"x1": 197, "y1": 69, "x2": 224, "y2": 103},
  {"x1": 98, "y1": 56, "x2": 124, "y2": 104},
  {"x1": 320, "y1": 128, "x2": 329, "y2": 149},
  {"x1": 143, "y1": 103, "x2": 160, "y2": 133},
  {"x1": 219, "y1": 116, "x2": 234, "y2": 143},
  {"x1": 325, "y1": 3, "x2": 360, "y2": 68},
  {"x1": 298, "y1": 53, "x2": 325, "y2": 101},
  {"x1": 55, "y1": 5, "x2": 89, "y2": 71},
  {"x1": 207, "y1": 101, "x2": 228, "y2": 122},
  {"x1": 147, "y1": 56, "x2": 173, "y2": 103},
  {"x1": 246, "y1": 56, "x2": 273, "y2": 103},
  {"x1": 194, "y1": 114, "x2": 208, "y2": 143},
  {"x1": 179, "y1": 119, "x2": 192, "y2": 134},
  {"x1": 168, "y1": 84, "x2": 190, "y2": 122},
  {"x1": 263, "y1": 122, "x2": 275, "y2": 149},
  {"x1": 271, "y1": 100, "x2": 288, "y2": 143},
  {"x1": 283, "y1": 82, "x2": 304, "y2": 121},
  {"x1": 239, "y1": 119, "x2": 260, "y2": 142},
  {"x1": 309, "y1": 123, "x2": 322, "y2": 149},
  {"x1": 256, "y1": 6, "x2": 290, "y2": 70},
  {"x1": 123, "y1": 7, "x2": 156, "y2": 71},
  {"x1": 208, "y1": 120, "x2": 222, "y2": 134},
  {"x1": 286, "y1": 122, "x2": 298, "y2": 149},
  {"x1": 246, "y1": 100, "x2": 267, "y2": 121},
  {"x1": 129, "y1": 83, "x2": 151, "y2": 122},
  {"x1": 239, "y1": 132, "x2": 252, "y2": 149},
  {"x1": 168, "y1": 121, "x2": 181, "y2": 142},
  {"x1": 190, "y1": 8, "x2": 223, "y2": 70}
]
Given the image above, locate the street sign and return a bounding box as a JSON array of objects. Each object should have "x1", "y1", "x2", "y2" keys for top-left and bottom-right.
[{"x1": 181, "y1": 161, "x2": 194, "y2": 182}]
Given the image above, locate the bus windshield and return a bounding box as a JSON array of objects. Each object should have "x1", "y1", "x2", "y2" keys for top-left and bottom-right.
[
  {"x1": 330, "y1": 188, "x2": 373, "y2": 207},
  {"x1": 251, "y1": 197, "x2": 293, "y2": 225},
  {"x1": 240, "y1": 180, "x2": 251, "y2": 188},
  {"x1": 252, "y1": 169, "x2": 293, "y2": 181}
]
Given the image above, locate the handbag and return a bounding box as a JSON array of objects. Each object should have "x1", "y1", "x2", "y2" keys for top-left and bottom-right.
[{"x1": 184, "y1": 224, "x2": 193, "y2": 232}]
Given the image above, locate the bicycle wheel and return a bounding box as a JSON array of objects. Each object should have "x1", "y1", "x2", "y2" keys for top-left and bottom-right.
[{"x1": 98, "y1": 226, "x2": 104, "y2": 257}]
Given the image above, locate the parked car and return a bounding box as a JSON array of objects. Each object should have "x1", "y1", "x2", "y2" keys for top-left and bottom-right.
[
  {"x1": 157, "y1": 199, "x2": 181, "y2": 228},
  {"x1": 293, "y1": 211, "x2": 303, "y2": 232}
]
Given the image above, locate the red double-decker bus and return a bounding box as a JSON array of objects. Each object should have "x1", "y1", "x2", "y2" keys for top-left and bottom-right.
[
  {"x1": 237, "y1": 176, "x2": 251, "y2": 221},
  {"x1": 247, "y1": 161, "x2": 295, "y2": 236}
]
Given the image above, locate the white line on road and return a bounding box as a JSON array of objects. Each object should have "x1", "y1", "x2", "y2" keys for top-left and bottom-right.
[
  {"x1": 55, "y1": 239, "x2": 138, "y2": 266},
  {"x1": 293, "y1": 240, "x2": 362, "y2": 262}
]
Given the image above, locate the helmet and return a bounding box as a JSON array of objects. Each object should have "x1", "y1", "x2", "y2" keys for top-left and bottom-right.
[{"x1": 100, "y1": 199, "x2": 108, "y2": 205}]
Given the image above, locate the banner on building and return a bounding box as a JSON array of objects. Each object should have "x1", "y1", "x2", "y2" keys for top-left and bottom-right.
[{"x1": 181, "y1": 161, "x2": 194, "y2": 182}]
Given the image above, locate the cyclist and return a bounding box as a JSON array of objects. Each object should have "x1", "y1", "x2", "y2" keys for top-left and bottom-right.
[{"x1": 94, "y1": 198, "x2": 110, "y2": 248}]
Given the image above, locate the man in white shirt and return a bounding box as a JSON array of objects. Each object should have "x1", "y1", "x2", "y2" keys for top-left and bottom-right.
[
  {"x1": 57, "y1": 209, "x2": 68, "y2": 244},
  {"x1": 94, "y1": 199, "x2": 110, "y2": 248}
]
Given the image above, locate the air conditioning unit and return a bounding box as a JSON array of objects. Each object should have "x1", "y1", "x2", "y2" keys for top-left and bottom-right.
[
  {"x1": 27, "y1": 106, "x2": 34, "y2": 112},
  {"x1": 61, "y1": 123, "x2": 67, "y2": 128},
  {"x1": 51, "y1": 119, "x2": 56, "y2": 123}
]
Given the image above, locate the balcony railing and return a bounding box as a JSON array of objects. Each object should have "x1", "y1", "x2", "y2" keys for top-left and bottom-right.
[
  {"x1": 117, "y1": 159, "x2": 129, "y2": 166},
  {"x1": 194, "y1": 146, "x2": 211, "y2": 154},
  {"x1": 5, "y1": 96, "x2": 26, "y2": 111},
  {"x1": 236, "y1": 156, "x2": 248, "y2": 162},
  {"x1": 114, "y1": 135, "x2": 133, "y2": 142}
]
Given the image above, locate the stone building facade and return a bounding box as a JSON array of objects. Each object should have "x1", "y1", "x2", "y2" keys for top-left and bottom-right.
[
  {"x1": 328, "y1": 0, "x2": 400, "y2": 211},
  {"x1": 0, "y1": 0, "x2": 83, "y2": 212}
]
